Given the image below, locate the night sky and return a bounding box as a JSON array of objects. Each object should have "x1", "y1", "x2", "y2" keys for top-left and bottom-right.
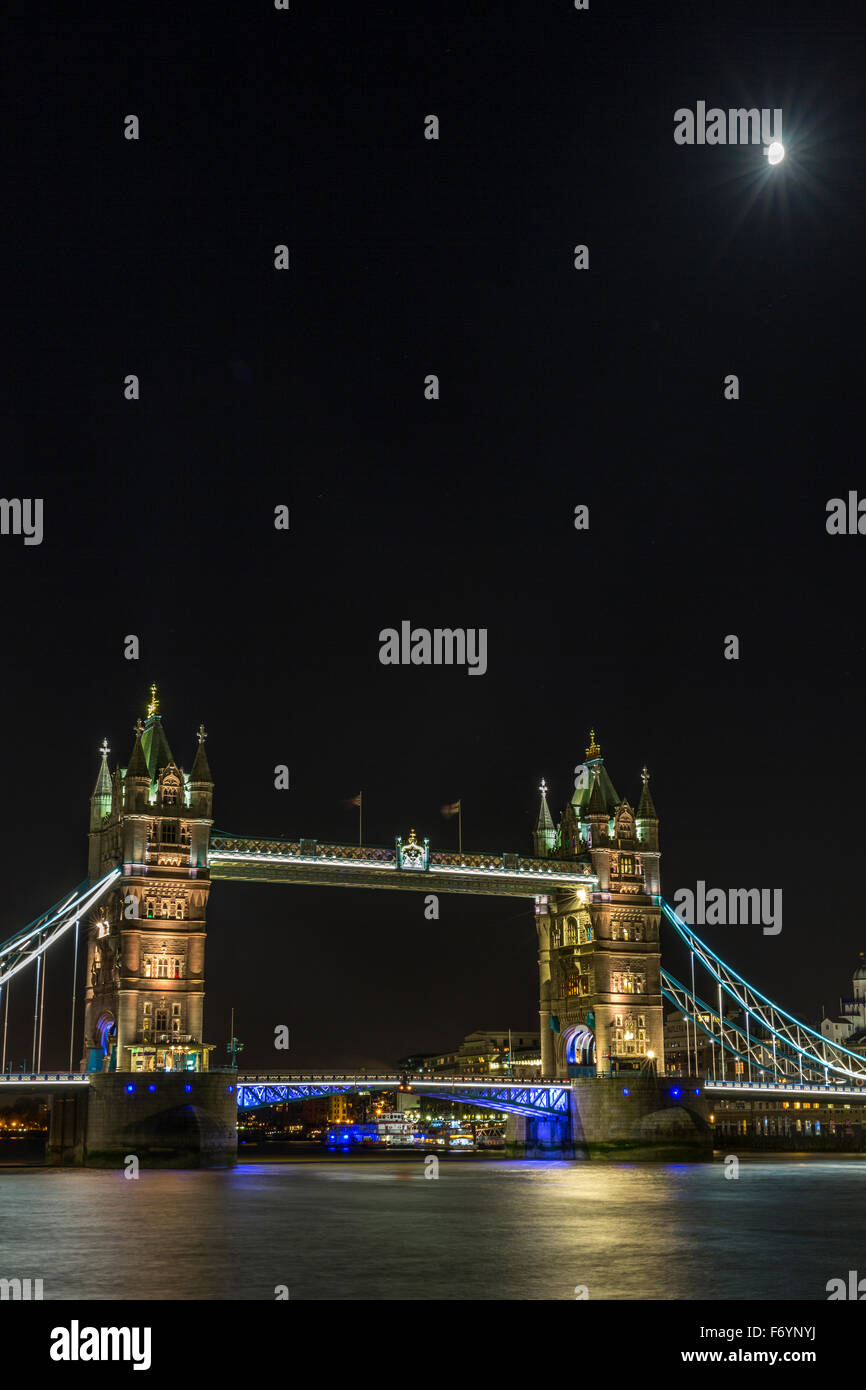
[{"x1": 3, "y1": 0, "x2": 864, "y2": 1070}]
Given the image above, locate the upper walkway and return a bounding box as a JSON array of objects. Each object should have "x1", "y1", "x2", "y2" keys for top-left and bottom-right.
[{"x1": 208, "y1": 833, "x2": 597, "y2": 899}]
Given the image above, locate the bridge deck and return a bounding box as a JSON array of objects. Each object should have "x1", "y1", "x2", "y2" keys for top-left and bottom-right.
[{"x1": 209, "y1": 836, "x2": 596, "y2": 898}]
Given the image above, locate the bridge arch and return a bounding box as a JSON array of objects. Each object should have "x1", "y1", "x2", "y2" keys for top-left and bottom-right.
[{"x1": 560, "y1": 1023, "x2": 596, "y2": 1076}]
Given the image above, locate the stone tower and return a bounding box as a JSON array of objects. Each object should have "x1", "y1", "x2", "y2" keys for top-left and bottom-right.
[
  {"x1": 533, "y1": 732, "x2": 663, "y2": 1078},
  {"x1": 82, "y1": 687, "x2": 215, "y2": 1074}
]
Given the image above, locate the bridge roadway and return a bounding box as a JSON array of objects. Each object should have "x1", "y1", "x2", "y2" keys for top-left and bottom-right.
[
  {"x1": 5, "y1": 1072, "x2": 866, "y2": 1106},
  {"x1": 207, "y1": 834, "x2": 597, "y2": 898},
  {"x1": 234, "y1": 1073, "x2": 573, "y2": 1119}
]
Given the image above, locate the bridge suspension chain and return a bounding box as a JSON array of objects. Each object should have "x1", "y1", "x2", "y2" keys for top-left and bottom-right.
[
  {"x1": 0, "y1": 868, "x2": 122, "y2": 988},
  {"x1": 660, "y1": 899, "x2": 866, "y2": 1083}
]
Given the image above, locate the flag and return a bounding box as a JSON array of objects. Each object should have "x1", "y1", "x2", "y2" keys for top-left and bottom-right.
[
  {"x1": 343, "y1": 792, "x2": 362, "y2": 808},
  {"x1": 440, "y1": 800, "x2": 461, "y2": 818}
]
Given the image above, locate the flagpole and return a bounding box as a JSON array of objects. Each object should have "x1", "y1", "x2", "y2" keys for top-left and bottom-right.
[
  {"x1": 458, "y1": 801, "x2": 462, "y2": 855},
  {"x1": 359, "y1": 791, "x2": 363, "y2": 847}
]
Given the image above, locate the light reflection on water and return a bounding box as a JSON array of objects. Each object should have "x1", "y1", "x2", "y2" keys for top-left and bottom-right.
[{"x1": 0, "y1": 1159, "x2": 861, "y2": 1300}]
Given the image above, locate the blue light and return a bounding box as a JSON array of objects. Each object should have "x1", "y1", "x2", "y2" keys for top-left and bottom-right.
[
  {"x1": 227, "y1": 1085, "x2": 234, "y2": 1094},
  {"x1": 622, "y1": 1087, "x2": 629, "y2": 1096},
  {"x1": 694, "y1": 1088, "x2": 700, "y2": 1095},
  {"x1": 148, "y1": 1084, "x2": 156, "y2": 1092},
  {"x1": 184, "y1": 1083, "x2": 192, "y2": 1093},
  {"x1": 671, "y1": 1088, "x2": 680, "y2": 1098},
  {"x1": 126, "y1": 1083, "x2": 135, "y2": 1093}
]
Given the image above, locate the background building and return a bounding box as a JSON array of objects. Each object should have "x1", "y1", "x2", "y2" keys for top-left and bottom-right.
[{"x1": 399, "y1": 1029, "x2": 541, "y2": 1077}]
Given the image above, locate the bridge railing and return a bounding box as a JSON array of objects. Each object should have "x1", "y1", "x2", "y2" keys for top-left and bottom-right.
[{"x1": 209, "y1": 833, "x2": 595, "y2": 882}]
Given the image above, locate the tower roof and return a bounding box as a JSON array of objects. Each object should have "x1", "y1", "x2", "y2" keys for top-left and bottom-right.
[
  {"x1": 572, "y1": 731, "x2": 620, "y2": 814},
  {"x1": 126, "y1": 726, "x2": 150, "y2": 779},
  {"x1": 534, "y1": 778, "x2": 555, "y2": 834},
  {"x1": 637, "y1": 765, "x2": 658, "y2": 820},
  {"x1": 141, "y1": 715, "x2": 175, "y2": 779},
  {"x1": 190, "y1": 723, "x2": 212, "y2": 783},
  {"x1": 91, "y1": 737, "x2": 112, "y2": 799},
  {"x1": 587, "y1": 765, "x2": 609, "y2": 817}
]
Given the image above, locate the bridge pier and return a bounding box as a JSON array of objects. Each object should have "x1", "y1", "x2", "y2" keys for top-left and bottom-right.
[
  {"x1": 46, "y1": 1091, "x2": 88, "y2": 1166},
  {"x1": 505, "y1": 1078, "x2": 711, "y2": 1160},
  {"x1": 81, "y1": 1072, "x2": 238, "y2": 1168},
  {"x1": 44, "y1": 1074, "x2": 238, "y2": 1167},
  {"x1": 569, "y1": 1076, "x2": 711, "y2": 1160},
  {"x1": 505, "y1": 1113, "x2": 573, "y2": 1159}
]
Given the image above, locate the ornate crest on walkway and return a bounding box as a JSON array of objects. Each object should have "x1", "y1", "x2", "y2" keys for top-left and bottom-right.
[{"x1": 396, "y1": 827, "x2": 429, "y2": 870}]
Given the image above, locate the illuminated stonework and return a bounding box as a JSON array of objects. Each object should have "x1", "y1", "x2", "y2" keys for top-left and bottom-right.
[
  {"x1": 533, "y1": 740, "x2": 664, "y2": 1078},
  {"x1": 82, "y1": 694, "x2": 215, "y2": 1074}
]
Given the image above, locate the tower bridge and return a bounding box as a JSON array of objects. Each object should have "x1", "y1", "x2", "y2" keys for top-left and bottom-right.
[{"x1": 1, "y1": 691, "x2": 864, "y2": 1166}]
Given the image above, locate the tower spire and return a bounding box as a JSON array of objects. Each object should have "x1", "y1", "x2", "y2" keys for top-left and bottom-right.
[
  {"x1": 90, "y1": 737, "x2": 113, "y2": 827},
  {"x1": 532, "y1": 777, "x2": 556, "y2": 857},
  {"x1": 637, "y1": 764, "x2": 658, "y2": 821},
  {"x1": 587, "y1": 762, "x2": 608, "y2": 818},
  {"x1": 190, "y1": 721, "x2": 213, "y2": 786}
]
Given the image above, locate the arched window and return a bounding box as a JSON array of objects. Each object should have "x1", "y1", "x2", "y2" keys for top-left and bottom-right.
[{"x1": 145, "y1": 900, "x2": 155, "y2": 920}]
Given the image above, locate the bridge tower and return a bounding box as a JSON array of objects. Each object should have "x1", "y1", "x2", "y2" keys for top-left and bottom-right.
[
  {"x1": 533, "y1": 733, "x2": 664, "y2": 1078},
  {"x1": 82, "y1": 687, "x2": 215, "y2": 1075}
]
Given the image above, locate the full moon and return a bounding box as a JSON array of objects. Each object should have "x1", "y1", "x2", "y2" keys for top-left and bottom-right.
[{"x1": 767, "y1": 141, "x2": 785, "y2": 165}]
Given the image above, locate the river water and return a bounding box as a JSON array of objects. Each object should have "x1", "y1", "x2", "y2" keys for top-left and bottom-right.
[{"x1": 0, "y1": 1156, "x2": 862, "y2": 1300}]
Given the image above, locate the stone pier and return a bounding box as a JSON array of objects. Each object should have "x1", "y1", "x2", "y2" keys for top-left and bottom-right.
[
  {"x1": 506, "y1": 1077, "x2": 711, "y2": 1161},
  {"x1": 47, "y1": 1073, "x2": 238, "y2": 1168}
]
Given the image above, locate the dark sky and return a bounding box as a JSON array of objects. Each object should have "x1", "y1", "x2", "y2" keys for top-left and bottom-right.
[{"x1": 2, "y1": 0, "x2": 864, "y2": 1069}]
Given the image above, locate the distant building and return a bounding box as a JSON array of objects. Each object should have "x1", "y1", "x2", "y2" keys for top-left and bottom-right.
[
  {"x1": 398, "y1": 1029, "x2": 541, "y2": 1077},
  {"x1": 664, "y1": 1007, "x2": 748, "y2": 1078},
  {"x1": 822, "y1": 960, "x2": 866, "y2": 1052}
]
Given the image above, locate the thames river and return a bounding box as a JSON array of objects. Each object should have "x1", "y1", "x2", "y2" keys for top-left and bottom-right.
[{"x1": 0, "y1": 1155, "x2": 862, "y2": 1300}]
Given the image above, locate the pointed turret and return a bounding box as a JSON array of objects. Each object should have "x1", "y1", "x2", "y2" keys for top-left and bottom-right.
[
  {"x1": 190, "y1": 723, "x2": 212, "y2": 785},
  {"x1": 637, "y1": 765, "x2": 657, "y2": 821},
  {"x1": 532, "y1": 778, "x2": 557, "y2": 858},
  {"x1": 189, "y1": 722, "x2": 214, "y2": 822},
  {"x1": 90, "y1": 738, "x2": 113, "y2": 830},
  {"x1": 636, "y1": 765, "x2": 659, "y2": 851},
  {"x1": 587, "y1": 763, "x2": 609, "y2": 820},
  {"x1": 126, "y1": 724, "x2": 149, "y2": 779},
  {"x1": 124, "y1": 720, "x2": 151, "y2": 812}
]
